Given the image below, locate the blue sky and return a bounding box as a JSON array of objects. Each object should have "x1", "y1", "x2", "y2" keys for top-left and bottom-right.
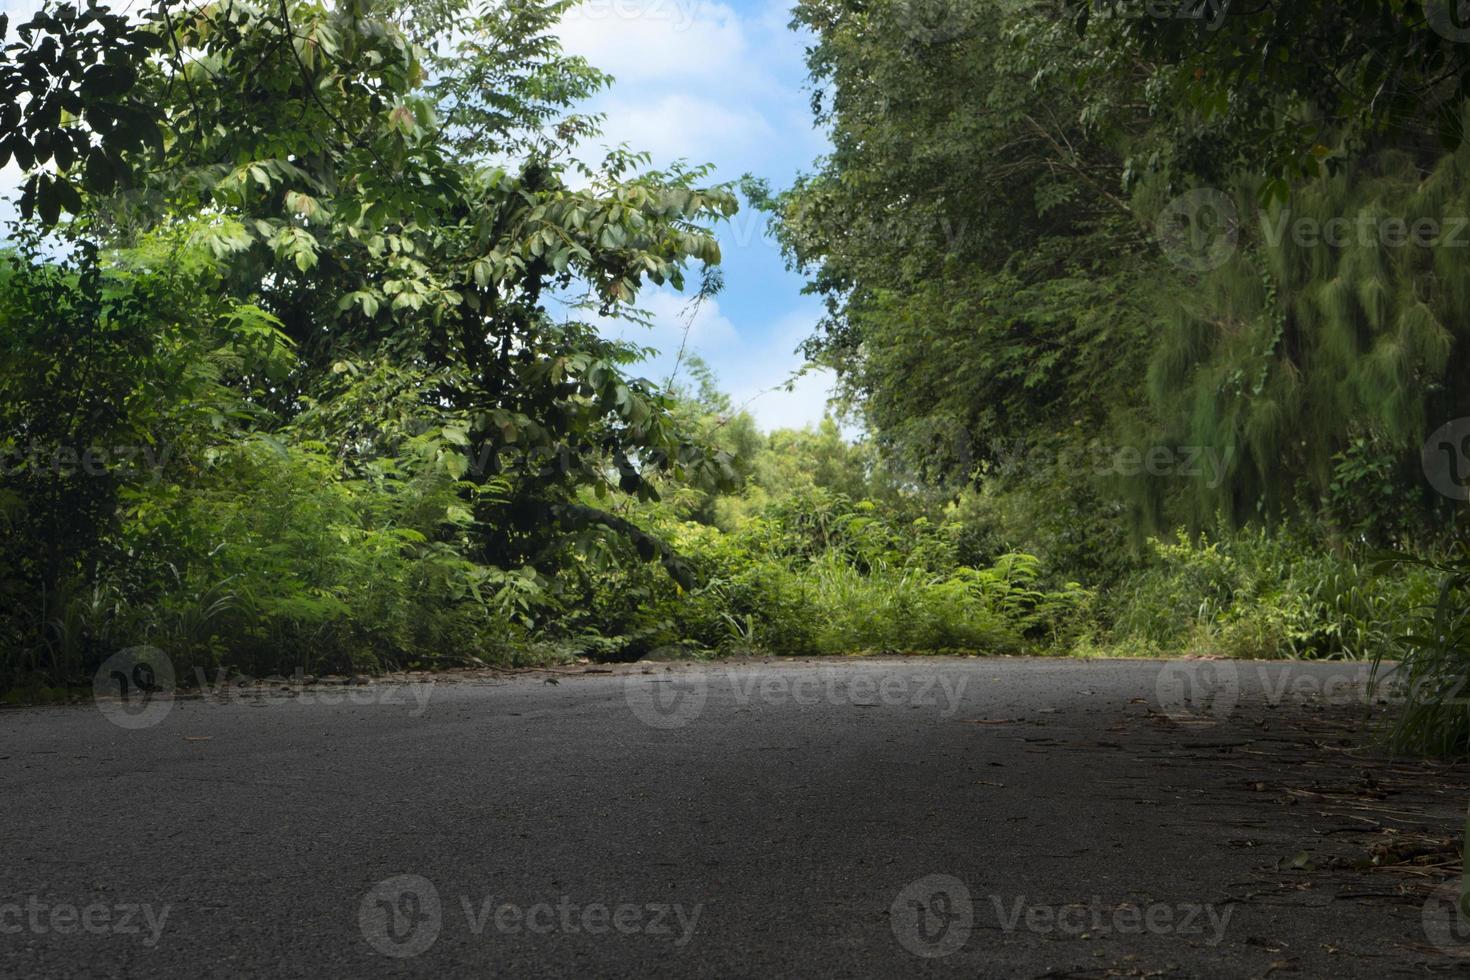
[
  {"x1": 0, "y1": 0, "x2": 835, "y2": 429},
  {"x1": 554, "y1": 0, "x2": 835, "y2": 429}
]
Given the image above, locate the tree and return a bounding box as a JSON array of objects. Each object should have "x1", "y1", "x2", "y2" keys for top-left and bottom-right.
[
  {"x1": 760, "y1": 0, "x2": 1155, "y2": 485},
  {"x1": 769, "y1": 0, "x2": 1470, "y2": 546},
  {"x1": 0, "y1": 0, "x2": 746, "y2": 681},
  {"x1": 1063, "y1": 0, "x2": 1470, "y2": 197},
  {"x1": 28, "y1": 0, "x2": 738, "y2": 574}
]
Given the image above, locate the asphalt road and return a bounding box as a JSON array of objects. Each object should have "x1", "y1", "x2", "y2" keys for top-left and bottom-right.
[{"x1": 3, "y1": 657, "x2": 1468, "y2": 978}]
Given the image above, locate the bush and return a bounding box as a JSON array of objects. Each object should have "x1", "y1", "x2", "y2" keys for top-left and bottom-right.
[
  {"x1": 1098, "y1": 525, "x2": 1436, "y2": 660},
  {"x1": 580, "y1": 490, "x2": 1093, "y2": 660},
  {"x1": 1374, "y1": 549, "x2": 1470, "y2": 757},
  {"x1": 0, "y1": 242, "x2": 547, "y2": 690}
]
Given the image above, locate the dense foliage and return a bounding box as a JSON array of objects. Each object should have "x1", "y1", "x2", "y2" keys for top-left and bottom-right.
[
  {"x1": 0, "y1": 0, "x2": 742, "y2": 687},
  {"x1": 3, "y1": 0, "x2": 1470, "y2": 757},
  {"x1": 758, "y1": 1, "x2": 1470, "y2": 750},
  {"x1": 0, "y1": 0, "x2": 1089, "y2": 697}
]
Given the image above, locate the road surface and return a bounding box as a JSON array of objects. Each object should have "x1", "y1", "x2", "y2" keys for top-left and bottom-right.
[{"x1": 3, "y1": 657, "x2": 1467, "y2": 978}]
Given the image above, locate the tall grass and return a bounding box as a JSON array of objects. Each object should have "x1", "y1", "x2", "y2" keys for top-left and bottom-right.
[
  {"x1": 1099, "y1": 527, "x2": 1436, "y2": 660},
  {"x1": 1372, "y1": 548, "x2": 1470, "y2": 757}
]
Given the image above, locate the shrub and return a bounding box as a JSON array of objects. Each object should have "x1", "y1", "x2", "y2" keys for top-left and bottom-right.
[
  {"x1": 1101, "y1": 525, "x2": 1436, "y2": 660},
  {"x1": 590, "y1": 491, "x2": 1093, "y2": 660},
  {"x1": 1374, "y1": 549, "x2": 1470, "y2": 757}
]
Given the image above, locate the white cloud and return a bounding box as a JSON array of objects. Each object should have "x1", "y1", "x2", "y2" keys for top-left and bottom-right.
[
  {"x1": 558, "y1": 0, "x2": 821, "y2": 172},
  {"x1": 559, "y1": 0, "x2": 747, "y2": 86},
  {"x1": 568, "y1": 287, "x2": 737, "y2": 386},
  {"x1": 1, "y1": 0, "x2": 45, "y2": 21},
  {"x1": 733, "y1": 365, "x2": 835, "y2": 431},
  {"x1": 604, "y1": 288, "x2": 739, "y2": 358},
  {"x1": 0, "y1": 0, "x2": 45, "y2": 232},
  {"x1": 718, "y1": 303, "x2": 834, "y2": 430},
  {"x1": 574, "y1": 290, "x2": 834, "y2": 430},
  {"x1": 0, "y1": 161, "x2": 21, "y2": 233},
  {"x1": 590, "y1": 93, "x2": 773, "y2": 166}
]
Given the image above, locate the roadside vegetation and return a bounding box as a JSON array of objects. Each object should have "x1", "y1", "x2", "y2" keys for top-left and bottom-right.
[{"x1": 2, "y1": 1, "x2": 1468, "y2": 753}]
